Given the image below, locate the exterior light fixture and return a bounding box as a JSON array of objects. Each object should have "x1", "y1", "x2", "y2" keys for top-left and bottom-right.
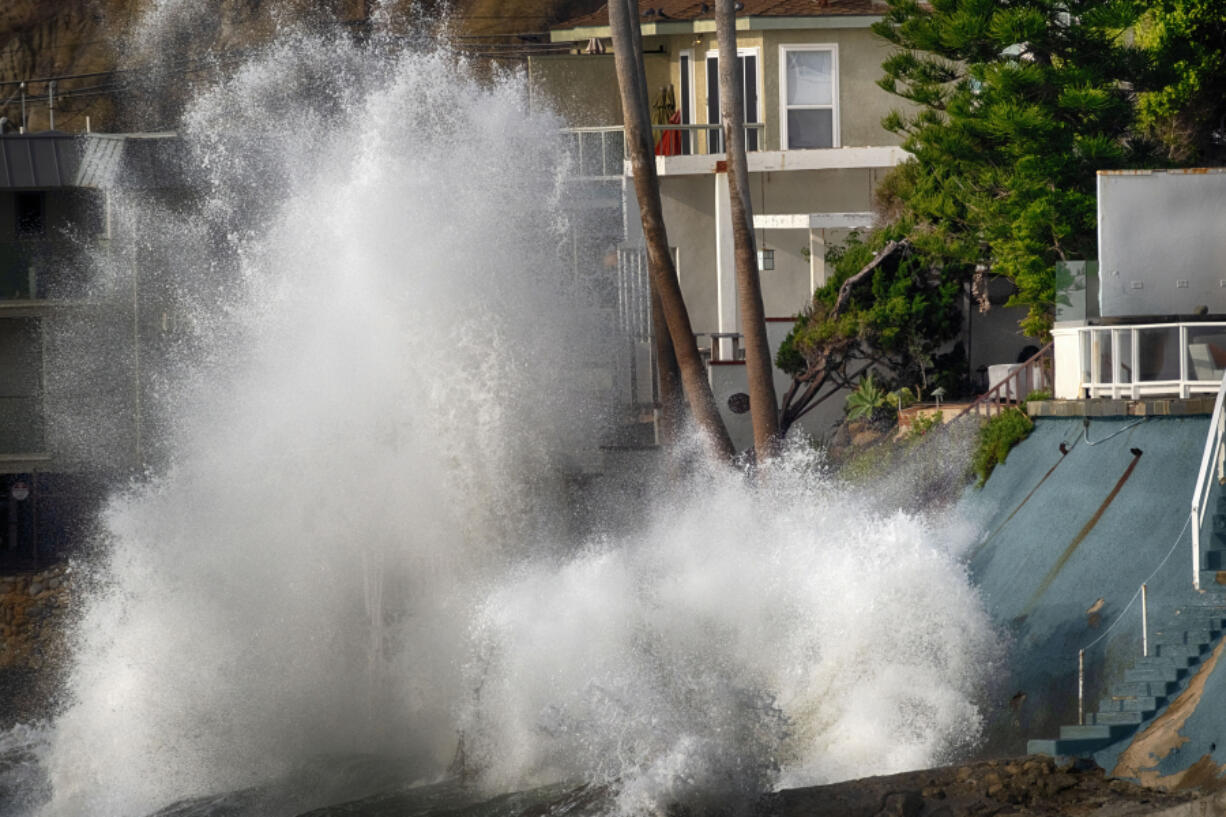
[{"x1": 758, "y1": 248, "x2": 775, "y2": 271}]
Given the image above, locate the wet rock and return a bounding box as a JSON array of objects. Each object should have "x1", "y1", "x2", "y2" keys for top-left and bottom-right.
[{"x1": 874, "y1": 790, "x2": 923, "y2": 817}]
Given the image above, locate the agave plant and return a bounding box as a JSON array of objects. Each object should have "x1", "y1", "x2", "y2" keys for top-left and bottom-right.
[{"x1": 845, "y1": 372, "x2": 889, "y2": 421}]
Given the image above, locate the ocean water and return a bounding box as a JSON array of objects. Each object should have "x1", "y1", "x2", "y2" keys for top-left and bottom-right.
[{"x1": 0, "y1": 14, "x2": 998, "y2": 817}]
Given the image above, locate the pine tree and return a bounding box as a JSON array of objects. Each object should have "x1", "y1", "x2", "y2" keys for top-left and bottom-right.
[
  {"x1": 1137, "y1": 0, "x2": 1226, "y2": 164},
  {"x1": 874, "y1": 0, "x2": 1149, "y2": 337}
]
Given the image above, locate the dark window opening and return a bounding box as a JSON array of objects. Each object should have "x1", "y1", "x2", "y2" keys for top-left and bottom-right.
[
  {"x1": 680, "y1": 54, "x2": 692, "y2": 155},
  {"x1": 16, "y1": 192, "x2": 45, "y2": 237},
  {"x1": 705, "y1": 54, "x2": 759, "y2": 154}
]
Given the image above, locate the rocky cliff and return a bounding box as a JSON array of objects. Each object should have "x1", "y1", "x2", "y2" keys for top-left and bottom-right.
[{"x1": 0, "y1": 0, "x2": 602, "y2": 133}]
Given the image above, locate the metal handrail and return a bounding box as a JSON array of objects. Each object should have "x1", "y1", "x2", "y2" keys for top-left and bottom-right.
[
  {"x1": 952, "y1": 342, "x2": 1054, "y2": 423},
  {"x1": 1189, "y1": 369, "x2": 1226, "y2": 590}
]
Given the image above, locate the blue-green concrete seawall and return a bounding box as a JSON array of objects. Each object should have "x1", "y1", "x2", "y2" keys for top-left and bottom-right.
[{"x1": 960, "y1": 415, "x2": 1226, "y2": 774}]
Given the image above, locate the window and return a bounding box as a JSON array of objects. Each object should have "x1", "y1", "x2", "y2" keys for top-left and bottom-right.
[
  {"x1": 705, "y1": 49, "x2": 760, "y2": 153},
  {"x1": 780, "y1": 45, "x2": 838, "y2": 149},
  {"x1": 15, "y1": 192, "x2": 45, "y2": 237}
]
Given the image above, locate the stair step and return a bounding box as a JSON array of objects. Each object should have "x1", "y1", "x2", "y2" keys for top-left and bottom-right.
[
  {"x1": 1155, "y1": 644, "x2": 1204, "y2": 660},
  {"x1": 1099, "y1": 695, "x2": 1162, "y2": 713},
  {"x1": 1027, "y1": 737, "x2": 1113, "y2": 757},
  {"x1": 1060, "y1": 723, "x2": 1135, "y2": 741},
  {"x1": 1090, "y1": 710, "x2": 1145, "y2": 726},
  {"x1": 1113, "y1": 680, "x2": 1178, "y2": 697},
  {"x1": 1151, "y1": 629, "x2": 1215, "y2": 647},
  {"x1": 1198, "y1": 571, "x2": 1226, "y2": 590},
  {"x1": 1124, "y1": 666, "x2": 1183, "y2": 683},
  {"x1": 1180, "y1": 615, "x2": 1226, "y2": 631},
  {"x1": 1135, "y1": 654, "x2": 1196, "y2": 669},
  {"x1": 1205, "y1": 550, "x2": 1226, "y2": 570}
]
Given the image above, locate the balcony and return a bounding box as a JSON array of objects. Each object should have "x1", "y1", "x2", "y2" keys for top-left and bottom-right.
[{"x1": 1052, "y1": 322, "x2": 1226, "y2": 400}]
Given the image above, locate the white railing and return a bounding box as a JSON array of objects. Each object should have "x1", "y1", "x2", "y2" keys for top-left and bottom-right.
[
  {"x1": 1066, "y1": 322, "x2": 1226, "y2": 399},
  {"x1": 1190, "y1": 369, "x2": 1226, "y2": 590},
  {"x1": 560, "y1": 123, "x2": 767, "y2": 178}
]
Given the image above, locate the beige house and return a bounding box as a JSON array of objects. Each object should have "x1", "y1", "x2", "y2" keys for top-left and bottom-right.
[
  {"x1": 534, "y1": 0, "x2": 1034, "y2": 446},
  {"x1": 533, "y1": 1, "x2": 905, "y2": 444},
  {"x1": 543, "y1": 0, "x2": 907, "y2": 348}
]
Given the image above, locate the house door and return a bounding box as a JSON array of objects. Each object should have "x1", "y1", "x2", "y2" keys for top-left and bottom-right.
[{"x1": 705, "y1": 51, "x2": 759, "y2": 153}]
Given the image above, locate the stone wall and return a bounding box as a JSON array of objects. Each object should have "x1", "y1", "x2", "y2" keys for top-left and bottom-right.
[
  {"x1": 0, "y1": 562, "x2": 72, "y2": 726},
  {"x1": 0, "y1": 561, "x2": 71, "y2": 670}
]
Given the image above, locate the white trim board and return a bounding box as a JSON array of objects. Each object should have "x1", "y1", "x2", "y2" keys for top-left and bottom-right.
[{"x1": 753, "y1": 212, "x2": 874, "y2": 230}]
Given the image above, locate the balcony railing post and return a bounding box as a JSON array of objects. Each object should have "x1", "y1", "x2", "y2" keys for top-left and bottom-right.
[
  {"x1": 1111, "y1": 328, "x2": 1122, "y2": 399},
  {"x1": 1090, "y1": 330, "x2": 1101, "y2": 397},
  {"x1": 1180, "y1": 325, "x2": 1190, "y2": 398},
  {"x1": 1131, "y1": 327, "x2": 1141, "y2": 399}
]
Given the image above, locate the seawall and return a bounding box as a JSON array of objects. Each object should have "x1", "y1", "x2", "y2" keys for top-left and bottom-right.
[{"x1": 961, "y1": 415, "x2": 1218, "y2": 763}]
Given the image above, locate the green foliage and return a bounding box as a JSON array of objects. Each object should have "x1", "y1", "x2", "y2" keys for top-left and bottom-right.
[
  {"x1": 972, "y1": 408, "x2": 1035, "y2": 487},
  {"x1": 845, "y1": 371, "x2": 890, "y2": 421},
  {"x1": 905, "y1": 409, "x2": 943, "y2": 441},
  {"x1": 1024, "y1": 388, "x2": 1052, "y2": 402},
  {"x1": 1136, "y1": 0, "x2": 1226, "y2": 163},
  {"x1": 775, "y1": 232, "x2": 966, "y2": 395},
  {"x1": 874, "y1": 0, "x2": 1153, "y2": 338},
  {"x1": 887, "y1": 386, "x2": 919, "y2": 410}
]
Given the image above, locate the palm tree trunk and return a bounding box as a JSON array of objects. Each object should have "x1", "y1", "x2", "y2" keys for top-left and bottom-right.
[
  {"x1": 609, "y1": 0, "x2": 735, "y2": 459},
  {"x1": 716, "y1": 0, "x2": 780, "y2": 460}
]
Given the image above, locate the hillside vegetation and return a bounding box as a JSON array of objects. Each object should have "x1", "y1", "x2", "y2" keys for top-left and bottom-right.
[{"x1": 0, "y1": 0, "x2": 597, "y2": 132}]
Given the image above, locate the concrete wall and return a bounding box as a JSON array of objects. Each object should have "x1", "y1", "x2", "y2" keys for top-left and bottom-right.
[
  {"x1": 659, "y1": 173, "x2": 718, "y2": 329},
  {"x1": 1098, "y1": 169, "x2": 1226, "y2": 319},
  {"x1": 762, "y1": 27, "x2": 907, "y2": 150},
  {"x1": 534, "y1": 24, "x2": 909, "y2": 150},
  {"x1": 528, "y1": 52, "x2": 670, "y2": 126},
  {"x1": 706, "y1": 318, "x2": 852, "y2": 451},
  {"x1": 962, "y1": 416, "x2": 1212, "y2": 758},
  {"x1": 660, "y1": 167, "x2": 879, "y2": 336}
]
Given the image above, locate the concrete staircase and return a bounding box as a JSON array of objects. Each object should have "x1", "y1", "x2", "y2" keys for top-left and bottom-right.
[
  {"x1": 1028, "y1": 486, "x2": 1226, "y2": 759},
  {"x1": 1199, "y1": 507, "x2": 1226, "y2": 589},
  {"x1": 1027, "y1": 607, "x2": 1225, "y2": 757}
]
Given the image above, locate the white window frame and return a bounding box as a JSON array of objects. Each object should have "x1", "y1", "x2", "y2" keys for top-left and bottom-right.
[
  {"x1": 705, "y1": 46, "x2": 762, "y2": 153},
  {"x1": 779, "y1": 43, "x2": 840, "y2": 150}
]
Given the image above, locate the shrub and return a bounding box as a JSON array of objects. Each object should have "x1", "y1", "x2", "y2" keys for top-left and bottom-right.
[
  {"x1": 1025, "y1": 389, "x2": 1052, "y2": 402},
  {"x1": 973, "y1": 408, "x2": 1034, "y2": 487},
  {"x1": 906, "y1": 409, "x2": 942, "y2": 441},
  {"x1": 887, "y1": 386, "x2": 919, "y2": 410}
]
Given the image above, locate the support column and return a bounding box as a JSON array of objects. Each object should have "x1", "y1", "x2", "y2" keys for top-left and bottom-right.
[
  {"x1": 714, "y1": 172, "x2": 738, "y2": 361},
  {"x1": 809, "y1": 227, "x2": 827, "y2": 291}
]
